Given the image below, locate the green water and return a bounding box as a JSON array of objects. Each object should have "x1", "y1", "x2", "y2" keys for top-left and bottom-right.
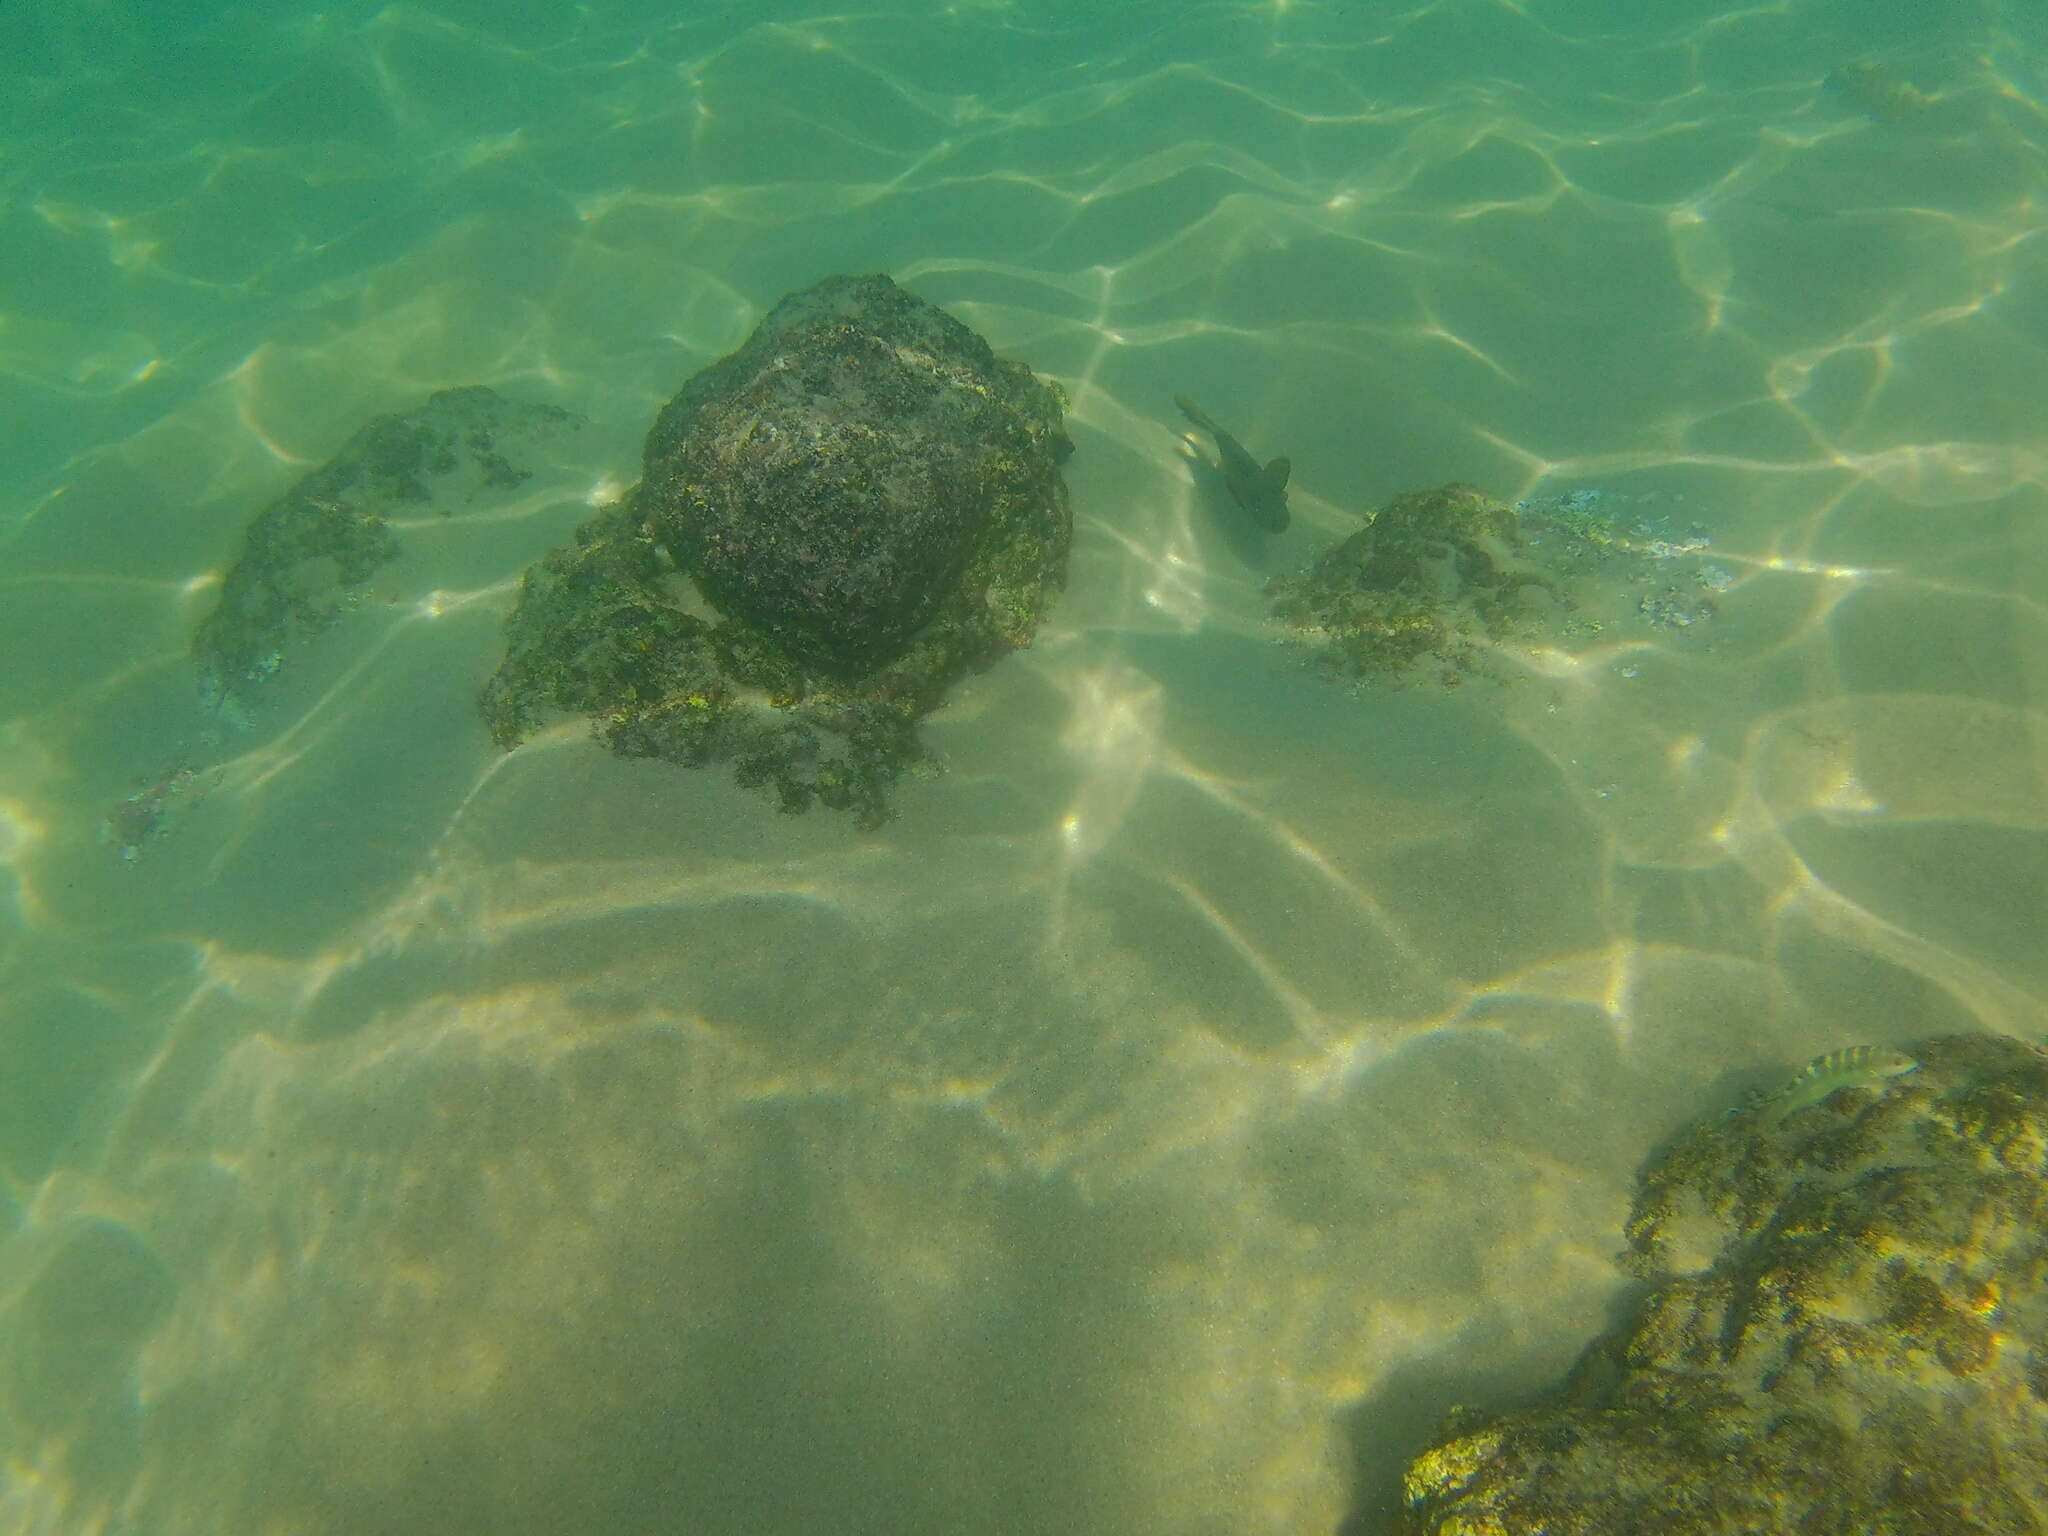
[{"x1": 0, "y1": 0, "x2": 2044, "y2": 1530}]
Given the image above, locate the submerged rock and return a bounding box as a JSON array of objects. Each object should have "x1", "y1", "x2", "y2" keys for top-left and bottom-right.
[
  {"x1": 192, "y1": 386, "x2": 584, "y2": 711},
  {"x1": 1267, "y1": 484, "x2": 1566, "y2": 685},
  {"x1": 1396, "y1": 1033, "x2": 2048, "y2": 1534},
  {"x1": 482, "y1": 274, "x2": 1072, "y2": 827},
  {"x1": 643, "y1": 274, "x2": 1070, "y2": 678},
  {"x1": 1827, "y1": 59, "x2": 1938, "y2": 124},
  {"x1": 97, "y1": 757, "x2": 211, "y2": 864},
  {"x1": 1270, "y1": 482, "x2": 1728, "y2": 688}
]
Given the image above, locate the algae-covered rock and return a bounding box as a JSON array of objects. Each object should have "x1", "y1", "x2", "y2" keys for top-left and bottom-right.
[
  {"x1": 1269, "y1": 482, "x2": 1731, "y2": 688},
  {"x1": 1397, "y1": 1033, "x2": 2048, "y2": 1535},
  {"x1": 194, "y1": 386, "x2": 584, "y2": 710},
  {"x1": 1267, "y1": 484, "x2": 1567, "y2": 686},
  {"x1": 642, "y1": 273, "x2": 1069, "y2": 678},
  {"x1": 482, "y1": 274, "x2": 1071, "y2": 827}
]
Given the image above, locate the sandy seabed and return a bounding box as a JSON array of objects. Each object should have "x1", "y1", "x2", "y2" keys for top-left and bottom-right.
[{"x1": 0, "y1": 0, "x2": 2044, "y2": 1530}]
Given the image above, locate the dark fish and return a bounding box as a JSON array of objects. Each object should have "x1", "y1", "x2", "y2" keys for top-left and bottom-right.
[{"x1": 1175, "y1": 395, "x2": 1291, "y2": 533}]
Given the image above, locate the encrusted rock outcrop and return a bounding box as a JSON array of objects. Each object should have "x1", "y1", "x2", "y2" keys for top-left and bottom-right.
[
  {"x1": 482, "y1": 274, "x2": 1071, "y2": 826},
  {"x1": 1398, "y1": 1033, "x2": 2048, "y2": 1535}
]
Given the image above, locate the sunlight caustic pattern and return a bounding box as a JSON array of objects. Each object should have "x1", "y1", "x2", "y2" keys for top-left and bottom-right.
[{"x1": 0, "y1": 0, "x2": 2045, "y2": 1530}]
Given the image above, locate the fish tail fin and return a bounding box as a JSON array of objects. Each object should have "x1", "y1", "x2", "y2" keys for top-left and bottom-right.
[{"x1": 1174, "y1": 394, "x2": 1216, "y2": 433}]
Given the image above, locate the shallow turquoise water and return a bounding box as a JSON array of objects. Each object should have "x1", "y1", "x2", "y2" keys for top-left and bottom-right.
[{"x1": 1, "y1": 1, "x2": 2044, "y2": 1531}]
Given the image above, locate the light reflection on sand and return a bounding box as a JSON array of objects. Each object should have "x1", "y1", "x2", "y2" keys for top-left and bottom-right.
[{"x1": 0, "y1": 0, "x2": 2045, "y2": 1531}]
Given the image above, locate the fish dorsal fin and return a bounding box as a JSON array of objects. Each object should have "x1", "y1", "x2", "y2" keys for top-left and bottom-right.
[{"x1": 1265, "y1": 456, "x2": 1291, "y2": 487}]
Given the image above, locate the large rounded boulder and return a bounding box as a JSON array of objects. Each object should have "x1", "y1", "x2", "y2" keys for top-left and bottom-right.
[{"x1": 640, "y1": 273, "x2": 1069, "y2": 679}]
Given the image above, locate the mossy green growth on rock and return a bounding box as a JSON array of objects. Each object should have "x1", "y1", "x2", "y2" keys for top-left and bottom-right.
[
  {"x1": 195, "y1": 386, "x2": 583, "y2": 705},
  {"x1": 1395, "y1": 1034, "x2": 2048, "y2": 1536},
  {"x1": 481, "y1": 274, "x2": 1072, "y2": 828},
  {"x1": 1267, "y1": 484, "x2": 1567, "y2": 686}
]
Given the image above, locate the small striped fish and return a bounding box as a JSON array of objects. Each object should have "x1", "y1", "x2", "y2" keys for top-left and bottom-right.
[{"x1": 1759, "y1": 1045, "x2": 1919, "y2": 1126}]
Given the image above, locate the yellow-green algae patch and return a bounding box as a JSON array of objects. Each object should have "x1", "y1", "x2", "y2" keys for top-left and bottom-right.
[{"x1": 1396, "y1": 1035, "x2": 2048, "y2": 1535}]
